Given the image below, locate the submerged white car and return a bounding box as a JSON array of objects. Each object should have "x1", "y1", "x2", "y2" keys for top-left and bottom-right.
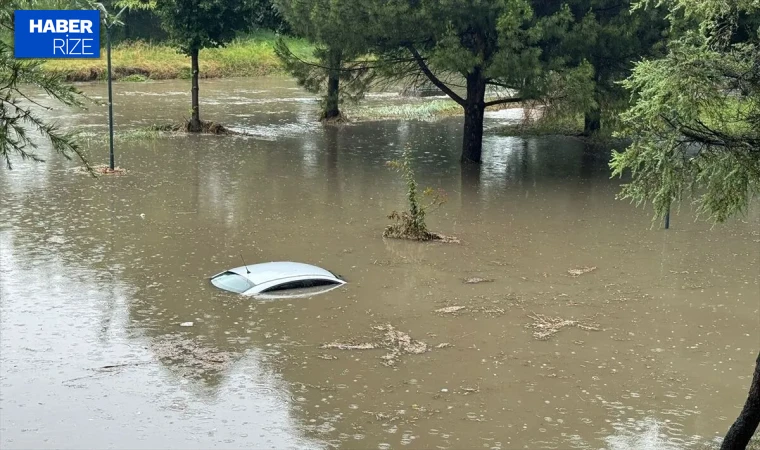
[{"x1": 210, "y1": 261, "x2": 346, "y2": 298}]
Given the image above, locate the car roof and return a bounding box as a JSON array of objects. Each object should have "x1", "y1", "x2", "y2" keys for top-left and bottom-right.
[{"x1": 226, "y1": 261, "x2": 339, "y2": 286}]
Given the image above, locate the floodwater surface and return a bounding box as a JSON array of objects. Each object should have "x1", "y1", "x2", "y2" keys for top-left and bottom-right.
[{"x1": 1, "y1": 76, "x2": 759, "y2": 449}]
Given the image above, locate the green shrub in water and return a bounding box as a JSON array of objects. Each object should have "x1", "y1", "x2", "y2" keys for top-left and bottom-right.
[{"x1": 384, "y1": 146, "x2": 448, "y2": 241}]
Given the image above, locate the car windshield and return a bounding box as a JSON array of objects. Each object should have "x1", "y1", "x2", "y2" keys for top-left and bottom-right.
[
  {"x1": 260, "y1": 278, "x2": 340, "y2": 293},
  {"x1": 210, "y1": 272, "x2": 254, "y2": 294}
]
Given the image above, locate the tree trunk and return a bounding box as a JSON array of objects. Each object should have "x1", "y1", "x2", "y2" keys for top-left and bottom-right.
[
  {"x1": 461, "y1": 70, "x2": 487, "y2": 164},
  {"x1": 460, "y1": 162, "x2": 482, "y2": 216},
  {"x1": 583, "y1": 106, "x2": 601, "y2": 136},
  {"x1": 325, "y1": 126, "x2": 340, "y2": 204},
  {"x1": 188, "y1": 47, "x2": 202, "y2": 132},
  {"x1": 721, "y1": 351, "x2": 760, "y2": 449},
  {"x1": 322, "y1": 48, "x2": 342, "y2": 121}
]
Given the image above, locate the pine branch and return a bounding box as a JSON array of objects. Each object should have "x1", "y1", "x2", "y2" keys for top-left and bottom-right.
[
  {"x1": 406, "y1": 45, "x2": 465, "y2": 106},
  {"x1": 484, "y1": 97, "x2": 524, "y2": 107}
]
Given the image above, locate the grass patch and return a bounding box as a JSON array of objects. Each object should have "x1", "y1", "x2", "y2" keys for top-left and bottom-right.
[
  {"x1": 74, "y1": 128, "x2": 163, "y2": 145},
  {"x1": 347, "y1": 98, "x2": 526, "y2": 122},
  {"x1": 348, "y1": 99, "x2": 463, "y2": 121},
  {"x1": 74, "y1": 120, "x2": 247, "y2": 145},
  {"x1": 492, "y1": 108, "x2": 585, "y2": 137},
  {"x1": 119, "y1": 74, "x2": 150, "y2": 82},
  {"x1": 40, "y1": 31, "x2": 312, "y2": 82}
]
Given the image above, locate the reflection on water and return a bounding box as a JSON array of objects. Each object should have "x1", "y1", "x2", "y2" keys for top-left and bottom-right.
[
  {"x1": 1, "y1": 76, "x2": 758, "y2": 449},
  {"x1": 603, "y1": 416, "x2": 707, "y2": 450},
  {"x1": 0, "y1": 227, "x2": 323, "y2": 449}
]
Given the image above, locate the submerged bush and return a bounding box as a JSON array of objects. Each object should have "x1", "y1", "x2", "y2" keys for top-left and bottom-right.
[{"x1": 383, "y1": 146, "x2": 449, "y2": 241}]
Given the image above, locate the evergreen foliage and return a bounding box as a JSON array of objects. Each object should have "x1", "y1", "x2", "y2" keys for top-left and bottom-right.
[
  {"x1": 273, "y1": 0, "x2": 376, "y2": 120},
  {"x1": 610, "y1": 0, "x2": 760, "y2": 224},
  {"x1": 0, "y1": 4, "x2": 90, "y2": 171},
  {"x1": 358, "y1": 0, "x2": 597, "y2": 163},
  {"x1": 153, "y1": 0, "x2": 258, "y2": 130}
]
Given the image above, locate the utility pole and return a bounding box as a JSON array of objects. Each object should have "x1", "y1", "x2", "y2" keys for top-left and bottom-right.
[
  {"x1": 94, "y1": 2, "x2": 128, "y2": 171},
  {"x1": 664, "y1": 202, "x2": 671, "y2": 230},
  {"x1": 106, "y1": 21, "x2": 115, "y2": 170}
]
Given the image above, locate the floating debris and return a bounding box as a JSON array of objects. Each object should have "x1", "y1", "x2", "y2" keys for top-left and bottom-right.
[
  {"x1": 320, "y1": 342, "x2": 376, "y2": 351},
  {"x1": 477, "y1": 307, "x2": 506, "y2": 317},
  {"x1": 567, "y1": 266, "x2": 597, "y2": 277},
  {"x1": 375, "y1": 324, "x2": 428, "y2": 366},
  {"x1": 97, "y1": 166, "x2": 127, "y2": 175},
  {"x1": 463, "y1": 277, "x2": 494, "y2": 284},
  {"x1": 72, "y1": 164, "x2": 128, "y2": 176},
  {"x1": 149, "y1": 336, "x2": 234, "y2": 380},
  {"x1": 488, "y1": 260, "x2": 510, "y2": 266},
  {"x1": 458, "y1": 386, "x2": 480, "y2": 394},
  {"x1": 432, "y1": 233, "x2": 461, "y2": 244},
  {"x1": 435, "y1": 343, "x2": 452, "y2": 349},
  {"x1": 61, "y1": 361, "x2": 148, "y2": 386},
  {"x1": 435, "y1": 306, "x2": 467, "y2": 314},
  {"x1": 527, "y1": 312, "x2": 600, "y2": 340},
  {"x1": 320, "y1": 324, "x2": 429, "y2": 366}
]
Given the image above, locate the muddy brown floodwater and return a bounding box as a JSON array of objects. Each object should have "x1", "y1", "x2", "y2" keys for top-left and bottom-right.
[{"x1": 1, "y1": 76, "x2": 758, "y2": 449}]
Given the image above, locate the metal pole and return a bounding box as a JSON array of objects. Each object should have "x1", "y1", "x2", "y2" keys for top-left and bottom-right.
[
  {"x1": 664, "y1": 206, "x2": 670, "y2": 229},
  {"x1": 107, "y1": 24, "x2": 115, "y2": 171}
]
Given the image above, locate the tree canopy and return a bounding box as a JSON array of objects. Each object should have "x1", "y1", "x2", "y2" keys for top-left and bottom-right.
[
  {"x1": 536, "y1": 0, "x2": 669, "y2": 135},
  {"x1": 609, "y1": 3, "x2": 760, "y2": 441},
  {"x1": 270, "y1": 0, "x2": 673, "y2": 162},
  {"x1": 273, "y1": 0, "x2": 376, "y2": 120},
  {"x1": 610, "y1": 0, "x2": 760, "y2": 224},
  {"x1": 154, "y1": 0, "x2": 257, "y2": 55},
  {"x1": 361, "y1": 0, "x2": 592, "y2": 163},
  {"x1": 153, "y1": 0, "x2": 258, "y2": 131}
]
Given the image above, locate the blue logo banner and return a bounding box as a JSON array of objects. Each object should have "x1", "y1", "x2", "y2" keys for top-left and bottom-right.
[{"x1": 14, "y1": 10, "x2": 101, "y2": 59}]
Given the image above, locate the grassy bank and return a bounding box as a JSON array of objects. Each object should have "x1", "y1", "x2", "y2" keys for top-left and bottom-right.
[
  {"x1": 346, "y1": 99, "x2": 526, "y2": 122},
  {"x1": 347, "y1": 100, "x2": 463, "y2": 121},
  {"x1": 492, "y1": 113, "x2": 586, "y2": 137},
  {"x1": 40, "y1": 32, "x2": 312, "y2": 82}
]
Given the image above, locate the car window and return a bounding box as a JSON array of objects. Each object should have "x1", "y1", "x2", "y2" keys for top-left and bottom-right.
[
  {"x1": 260, "y1": 278, "x2": 339, "y2": 293},
  {"x1": 211, "y1": 272, "x2": 254, "y2": 294}
]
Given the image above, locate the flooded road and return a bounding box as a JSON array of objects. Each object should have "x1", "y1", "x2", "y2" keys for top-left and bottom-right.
[{"x1": 1, "y1": 76, "x2": 758, "y2": 449}]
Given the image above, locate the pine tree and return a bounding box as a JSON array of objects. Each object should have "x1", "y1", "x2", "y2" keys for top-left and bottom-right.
[
  {"x1": 154, "y1": 0, "x2": 257, "y2": 131},
  {"x1": 364, "y1": 0, "x2": 592, "y2": 163},
  {"x1": 611, "y1": 2, "x2": 759, "y2": 445},
  {"x1": 611, "y1": 0, "x2": 759, "y2": 224},
  {"x1": 273, "y1": 0, "x2": 375, "y2": 120},
  {"x1": 536, "y1": 0, "x2": 669, "y2": 136}
]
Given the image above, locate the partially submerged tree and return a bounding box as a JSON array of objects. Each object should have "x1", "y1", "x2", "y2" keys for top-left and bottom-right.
[
  {"x1": 273, "y1": 0, "x2": 375, "y2": 120},
  {"x1": 611, "y1": 0, "x2": 759, "y2": 224},
  {"x1": 366, "y1": 0, "x2": 592, "y2": 164},
  {"x1": 536, "y1": 0, "x2": 669, "y2": 136},
  {"x1": 611, "y1": 0, "x2": 759, "y2": 447},
  {"x1": 154, "y1": 0, "x2": 256, "y2": 131}
]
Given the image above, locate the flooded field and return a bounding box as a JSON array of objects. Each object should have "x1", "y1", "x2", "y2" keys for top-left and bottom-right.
[{"x1": 1, "y1": 76, "x2": 758, "y2": 449}]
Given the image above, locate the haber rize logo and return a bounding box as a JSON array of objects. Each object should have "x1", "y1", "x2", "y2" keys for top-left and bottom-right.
[{"x1": 14, "y1": 10, "x2": 101, "y2": 59}]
